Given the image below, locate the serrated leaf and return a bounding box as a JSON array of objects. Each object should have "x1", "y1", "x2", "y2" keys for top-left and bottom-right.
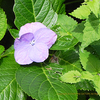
[
  {"x1": 80, "y1": 49, "x2": 100, "y2": 74},
  {"x1": 16, "y1": 65, "x2": 77, "y2": 100},
  {"x1": 9, "y1": 29, "x2": 19, "y2": 39},
  {"x1": 81, "y1": 13, "x2": 100, "y2": 49},
  {"x1": 72, "y1": 21, "x2": 85, "y2": 42},
  {"x1": 14, "y1": 0, "x2": 58, "y2": 29},
  {"x1": 69, "y1": 4, "x2": 91, "y2": 19},
  {"x1": 60, "y1": 70, "x2": 81, "y2": 83},
  {"x1": 92, "y1": 75, "x2": 100, "y2": 96},
  {"x1": 87, "y1": 0, "x2": 99, "y2": 17},
  {"x1": 0, "y1": 8, "x2": 7, "y2": 41},
  {"x1": 0, "y1": 54, "x2": 26, "y2": 100},
  {"x1": 75, "y1": 80, "x2": 94, "y2": 91},
  {"x1": 81, "y1": 71, "x2": 93, "y2": 81},
  {"x1": 51, "y1": 14, "x2": 78, "y2": 50}
]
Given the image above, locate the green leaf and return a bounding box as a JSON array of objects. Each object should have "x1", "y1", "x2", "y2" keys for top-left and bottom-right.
[
  {"x1": 80, "y1": 49, "x2": 100, "y2": 74},
  {"x1": 16, "y1": 65, "x2": 78, "y2": 100},
  {"x1": 0, "y1": 8, "x2": 7, "y2": 41},
  {"x1": 87, "y1": 0, "x2": 99, "y2": 18},
  {"x1": 9, "y1": 29, "x2": 19, "y2": 39},
  {"x1": 57, "y1": 14, "x2": 77, "y2": 35},
  {"x1": 14, "y1": 0, "x2": 58, "y2": 29},
  {"x1": 1, "y1": 45, "x2": 14, "y2": 58},
  {"x1": 0, "y1": 54, "x2": 26, "y2": 100},
  {"x1": 72, "y1": 21, "x2": 85, "y2": 42},
  {"x1": 49, "y1": 0, "x2": 65, "y2": 14},
  {"x1": 81, "y1": 13, "x2": 100, "y2": 49},
  {"x1": 92, "y1": 75, "x2": 100, "y2": 96},
  {"x1": 55, "y1": 50, "x2": 82, "y2": 73},
  {"x1": 69, "y1": 4, "x2": 91, "y2": 19},
  {"x1": 0, "y1": 45, "x2": 4, "y2": 55},
  {"x1": 81, "y1": 71, "x2": 93, "y2": 81},
  {"x1": 75, "y1": 80, "x2": 94, "y2": 91},
  {"x1": 43, "y1": 63, "x2": 63, "y2": 78},
  {"x1": 60, "y1": 70, "x2": 81, "y2": 83},
  {"x1": 51, "y1": 35, "x2": 78, "y2": 50},
  {"x1": 91, "y1": 39, "x2": 100, "y2": 56},
  {"x1": 50, "y1": 15, "x2": 78, "y2": 50}
]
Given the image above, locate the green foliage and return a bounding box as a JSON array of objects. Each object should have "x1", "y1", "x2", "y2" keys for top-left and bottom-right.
[
  {"x1": 60, "y1": 70, "x2": 81, "y2": 83},
  {"x1": 16, "y1": 65, "x2": 77, "y2": 100},
  {"x1": 49, "y1": 0, "x2": 66, "y2": 14},
  {"x1": 0, "y1": 45, "x2": 4, "y2": 58},
  {"x1": 81, "y1": 13, "x2": 100, "y2": 49},
  {"x1": 70, "y1": 5, "x2": 91, "y2": 19},
  {"x1": 0, "y1": 54, "x2": 26, "y2": 100},
  {"x1": 80, "y1": 49, "x2": 100, "y2": 74},
  {"x1": 51, "y1": 14, "x2": 78, "y2": 50},
  {"x1": 1, "y1": 0, "x2": 100, "y2": 99},
  {"x1": 0, "y1": 8, "x2": 7, "y2": 41},
  {"x1": 14, "y1": 0, "x2": 58, "y2": 29},
  {"x1": 9, "y1": 29, "x2": 19, "y2": 39},
  {"x1": 87, "y1": 0, "x2": 99, "y2": 17}
]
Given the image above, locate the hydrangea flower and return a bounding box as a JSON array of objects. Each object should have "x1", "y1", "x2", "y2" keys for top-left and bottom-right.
[{"x1": 14, "y1": 22, "x2": 57, "y2": 65}]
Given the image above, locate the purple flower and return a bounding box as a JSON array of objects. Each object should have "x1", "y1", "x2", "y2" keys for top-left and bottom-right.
[{"x1": 14, "y1": 22, "x2": 57, "y2": 65}]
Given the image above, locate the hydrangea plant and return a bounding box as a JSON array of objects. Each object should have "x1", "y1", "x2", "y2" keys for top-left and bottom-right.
[{"x1": 0, "y1": 0, "x2": 100, "y2": 100}]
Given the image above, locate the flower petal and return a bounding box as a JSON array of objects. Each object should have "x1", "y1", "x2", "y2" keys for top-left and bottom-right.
[
  {"x1": 19, "y1": 22, "x2": 47, "y2": 37},
  {"x1": 29, "y1": 43, "x2": 49, "y2": 62},
  {"x1": 14, "y1": 33, "x2": 34, "y2": 50},
  {"x1": 14, "y1": 42, "x2": 33, "y2": 65},
  {"x1": 14, "y1": 38, "x2": 21, "y2": 49},
  {"x1": 34, "y1": 28, "x2": 57, "y2": 48}
]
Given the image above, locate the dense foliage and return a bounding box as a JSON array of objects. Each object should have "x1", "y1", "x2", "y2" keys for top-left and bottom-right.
[{"x1": 0, "y1": 0, "x2": 100, "y2": 100}]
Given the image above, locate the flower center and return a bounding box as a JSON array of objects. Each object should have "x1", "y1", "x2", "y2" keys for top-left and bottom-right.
[{"x1": 30, "y1": 39, "x2": 35, "y2": 46}]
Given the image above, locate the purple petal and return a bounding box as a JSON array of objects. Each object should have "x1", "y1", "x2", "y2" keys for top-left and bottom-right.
[
  {"x1": 14, "y1": 33, "x2": 34, "y2": 50},
  {"x1": 14, "y1": 38, "x2": 21, "y2": 49},
  {"x1": 34, "y1": 28, "x2": 57, "y2": 48},
  {"x1": 19, "y1": 22, "x2": 47, "y2": 37},
  {"x1": 14, "y1": 42, "x2": 33, "y2": 65},
  {"x1": 28, "y1": 43, "x2": 49, "y2": 62}
]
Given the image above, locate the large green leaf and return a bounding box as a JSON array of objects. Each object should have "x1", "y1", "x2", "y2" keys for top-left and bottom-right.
[
  {"x1": 16, "y1": 64, "x2": 77, "y2": 100},
  {"x1": 0, "y1": 54, "x2": 26, "y2": 100},
  {"x1": 0, "y1": 8, "x2": 7, "y2": 41},
  {"x1": 14, "y1": 0, "x2": 58, "y2": 29},
  {"x1": 80, "y1": 49, "x2": 100, "y2": 74},
  {"x1": 81, "y1": 13, "x2": 100, "y2": 49}
]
